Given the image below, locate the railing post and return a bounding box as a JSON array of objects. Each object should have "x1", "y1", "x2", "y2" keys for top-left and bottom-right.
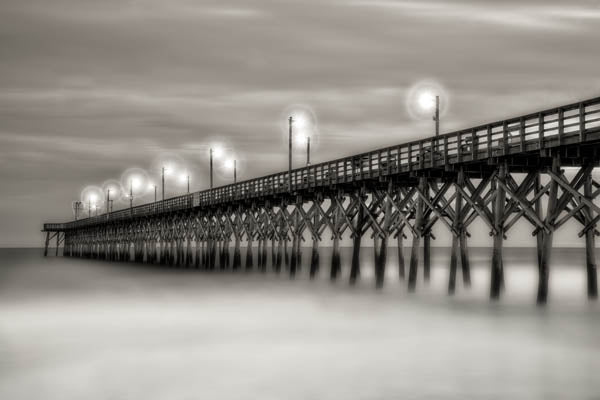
[
  {"x1": 443, "y1": 136, "x2": 448, "y2": 166},
  {"x1": 519, "y1": 117, "x2": 525, "y2": 153},
  {"x1": 538, "y1": 112, "x2": 545, "y2": 151},
  {"x1": 579, "y1": 102, "x2": 586, "y2": 142},
  {"x1": 486, "y1": 125, "x2": 492, "y2": 157},
  {"x1": 557, "y1": 108, "x2": 564, "y2": 146},
  {"x1": 471, "y1": 129, "x2": 477, "y2": 160},
  {"x1": 502, "y1": 121, "x2": 509, "y2": 155},
  {"x1": 457, "y1": 132, "x2": 462, "y2": 163}
]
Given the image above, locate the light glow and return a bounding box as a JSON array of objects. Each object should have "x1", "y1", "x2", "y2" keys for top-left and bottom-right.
[
  {"x1": 406, "y1": 79, "x2": 448, "y2": 121},
  {"x1": 224, "y1": 159, "x2": 235, "y2": 170},
  {"x1": 418, "y1": 92, "x2": 436, "y2": 110},
  {"x1": 130, "y1": 177, "x2": 141, "y2": 190},
  {"x1": 213, "y1": 146, "x2": 224, "y2": 159}
]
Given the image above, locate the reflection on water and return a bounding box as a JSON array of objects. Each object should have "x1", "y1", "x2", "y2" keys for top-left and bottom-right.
[{"x1": 1, "y1": 247, "x2": 599, "y2": 399}]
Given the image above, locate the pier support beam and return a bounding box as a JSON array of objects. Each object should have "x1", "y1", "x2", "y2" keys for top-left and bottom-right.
[
  {"x1": 44, "y1": 232, "x2": 50, "y2": 257},
  {"x1": 330, "y1": 196, "x2": 342, "y2": 281},
  {"x1": 376, "y1": 184, "x2": 393, "y2": 288},
  {"x1": 397, "y1": 229, "x2": 405, "y2": 279},
  {"x1": 246, "y1": 235, "x2": 254, "y2": 270},
  {"x1": 491, "y1": 162, "x2": 507, "y2": 300},
  {"x1": 449, "y1": 168, "x2": 464, "y2": 294},
  {"x1": 233, "y1": 235, "x2": 241, "y2": 270},
  {"x1": 349, "y1": 195, "x2": 365, "y2": 285},
  {"x1": 537, "y1": 155, "x2": 559, "y2": 304},
  {"x1": 408, "y1": 177, "x2": 426, "y2": 291},
  {"x1": 584, "y1": 169, "x2": 598, "y2": 299}
]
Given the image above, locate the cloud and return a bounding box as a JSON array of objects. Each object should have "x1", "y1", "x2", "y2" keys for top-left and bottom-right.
[
  {"x1": 0, "y1": 0, "x2": 599, "y2": 245},
  {"x1": 346, "y1": 0, "x2": 600, "y2": 30}
]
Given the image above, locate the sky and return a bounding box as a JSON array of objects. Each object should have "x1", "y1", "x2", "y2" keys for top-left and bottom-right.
[{"x1": 1, "y1": 0, "x2": 600, "y2": 247}]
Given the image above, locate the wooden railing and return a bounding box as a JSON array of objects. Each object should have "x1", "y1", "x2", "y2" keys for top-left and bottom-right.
[{"x1": 43, "y1": 96, "x2": 600, "y2": 231}]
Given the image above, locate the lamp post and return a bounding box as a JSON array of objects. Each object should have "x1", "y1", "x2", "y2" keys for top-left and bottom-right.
[
  {"x1": 106, "y1": 189, "x2": 111, "y2": 215},
  {"x1": 288, "y1": 116, "x2": 293, "y2": 191},
  {"x1": 88, "y1": 199, "x2": 91, "y2": 218},
  {"x1": 307, "y1": 136, "x2": 311, "y2": 166},
  {"x1": 434, "y1": 95, "x2": 440, "y2": 137},
  {"x1": 187, "y1": 175, "x2": 190, "y2": 194},
  {"x1": 210, "y1": 148, "x2": 214, "y2": 189},
  {"x1": 234, "y1": 159, "x2": 237, "y2": 183},
  {"x1": 161, "y1": 167, "x2": 165, "y2": 201},
  {"x1": 129, "y1": 180, "x2": 133, "y2": 209}
]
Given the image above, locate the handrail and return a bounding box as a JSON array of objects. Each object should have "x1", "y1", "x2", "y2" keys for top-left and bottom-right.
[{"x1": 43, "y1": 96, "x2": 600, "y2": 232}]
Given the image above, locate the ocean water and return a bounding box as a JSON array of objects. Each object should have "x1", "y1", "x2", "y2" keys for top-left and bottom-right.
[{"x1": 1, "y1": 247, "x2": 599, "y2": 400}]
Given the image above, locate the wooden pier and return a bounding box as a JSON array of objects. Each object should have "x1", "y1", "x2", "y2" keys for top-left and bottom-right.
[{"x1": 43, "y1": 96, "x2": 600, "y2": 303}]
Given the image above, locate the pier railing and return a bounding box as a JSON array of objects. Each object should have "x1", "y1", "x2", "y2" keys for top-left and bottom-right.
[{"x1": 44, "y1": 96, "x2": 600, "y2": 232}]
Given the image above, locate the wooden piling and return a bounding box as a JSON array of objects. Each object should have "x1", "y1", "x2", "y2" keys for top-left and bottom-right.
[
  {"x1": 233, "y1": 236, "x2": 241, "y2": 270},
  {"x1": 246, "y1": 236, "x2": 254, "y2": 270},
  {"x1": 310, "y1": 235, "x2": 319, "y2": 278},
  {"x1": 349, "y1": 200, "x2": 364, "y2": 285},
  {"x1": 330, "y1": 198, "x2": 342, "y2": 281},
  {"x1": 43, "y1": 232, "x2": 50, "y2": 257},
  {"x1": 459, "y1": 229, "x2": 471, "y2": 287},
  {"x1": 397, "y1": 230, "x2": 405, "y2": 279},
  {"x1": 373, "y1": 234, "x2": 381, "y2": 283},
  {"x1": 584, "y1": 165, "x2": 598, "y2": 299},
  {"x1": 449, "y1": 169, "x2": 464, "y2": 294},
  {"x1": 537, "y1": 155, "x2": 559, "y2": 304},
  {"x1": 276, "y1": 227, "x2": 283, "y2": 273},
  {"x1": 491, "y1": 163, "x2": 506, "y2": 300},
  {"x1": 262, "y1": 238, "x2": 268, "y2": 271},
  {"x1": 257, "y1": 238, "x2": 263, "y2": 270},
  {"x1": 408, "y1": 177, "x2": 426, "y2": 291},
  {"x1": 290, "y1": 234, "x2": 298, "y2": 278},
  {"x1": 271, "y1": 237, "x2": 277, "y2": 270}
]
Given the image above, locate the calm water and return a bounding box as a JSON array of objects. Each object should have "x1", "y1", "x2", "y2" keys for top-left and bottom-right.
[{"x1": 1, "y1": 247, "x2": 599, "y2": 399}]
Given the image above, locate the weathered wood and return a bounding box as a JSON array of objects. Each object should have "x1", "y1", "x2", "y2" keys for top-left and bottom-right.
[
  {"x1": 290, "y1": 234, "x2": 298, "y2": 278},
  {"x1": 376, "y1": 185, "x2": 393, "y2": 288},
  {"x1": 246, "y1": 236, "x2": 254, "y2": 270},
  {"x1": 271, "y1": 237, "x2": 277, "y2": 270},
  {"x1": 257, "y1": 238, "x2": 264, "y2": 271},
  {"x1": 373, "y1": 234, "x2": 381, "y2": 284},
  {"x1": 43, "y1": 231, "x2": 50, "y2": 256},
  {"x1": 330, "y1": 197, "x2": 342, "y2": 281},
  {"x1": 449, "y1": 168, "x2": 464, "y2": 294},
  {"x1": 408, "y1": 177, "x2": 426, "y2": 291},
  {"x1": 310, "y1": 237, "x2": 319, "y2": 279},
  {"x1": 491, "y1": 163, "x2": 506, "y2": 300},
  {"x1": 422, "y1": 183, "x2": 431, "y2": 282},
  {"x1": 537, "y1": 154, "x2": 559, "y2": 304},
  {"x1": 584, "y1": 167, "x2": 598, "y2": 299},
  {"x1": 233, "y1": 235, "x2": 241, "y2": 270},
  {"x1": 397, "y1": 230, "x2": 405, "y2": 279},
  {"x1": 459, "y1": 229, "x2": 471, "y2": 287},
  {"x1": 349, "y1": 195, "x2": 364, "y2": 285}
]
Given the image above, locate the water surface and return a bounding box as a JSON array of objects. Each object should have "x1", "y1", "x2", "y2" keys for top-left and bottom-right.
[{"x1": 1, "y1": 248, "x2": 599, "y2": 399}]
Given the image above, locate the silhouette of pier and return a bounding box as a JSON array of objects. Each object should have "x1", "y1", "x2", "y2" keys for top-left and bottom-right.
[{"x1": 43, "y1": 96, "x2": 600, "y2": 304}]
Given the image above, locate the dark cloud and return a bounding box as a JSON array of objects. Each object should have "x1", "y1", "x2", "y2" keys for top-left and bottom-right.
[{"x1": 1, "y1": 0, "x2": 599, "y2": 246}]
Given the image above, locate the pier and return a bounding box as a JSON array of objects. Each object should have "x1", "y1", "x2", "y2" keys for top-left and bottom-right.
[{"x1": 43, "y1": 96, "x2": 600, "y2": 304}]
